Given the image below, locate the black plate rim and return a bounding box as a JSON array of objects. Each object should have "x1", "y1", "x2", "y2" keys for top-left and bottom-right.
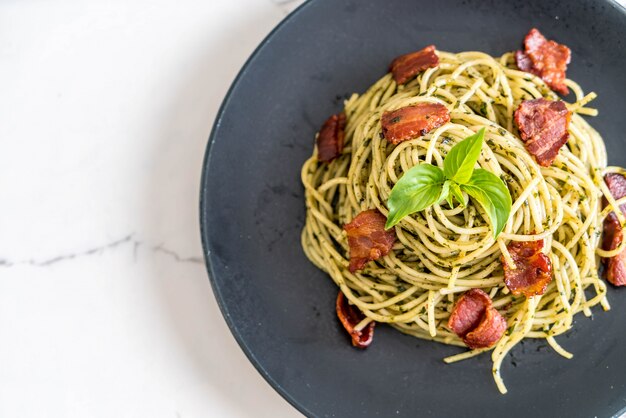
[{"x1": 199, "y1": 1, "x2": 315, "y2": 416}]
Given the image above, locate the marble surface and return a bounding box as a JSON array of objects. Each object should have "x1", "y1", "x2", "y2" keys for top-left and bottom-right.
[{"x1": 1, "y1": 0, "x2": 624, "y2": 417}]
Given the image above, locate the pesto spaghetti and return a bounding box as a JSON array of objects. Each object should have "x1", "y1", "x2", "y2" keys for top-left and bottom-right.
[{"x1": 300, "y1": 46, "x2": 620, "y2": 393}]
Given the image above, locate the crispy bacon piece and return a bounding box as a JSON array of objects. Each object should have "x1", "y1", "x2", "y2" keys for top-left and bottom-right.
[
  {"x1": 604, "y1": 173, "x2": 626, "y2": 213},
  {"x1": 514, "y1": 98, "x2": 571, "y2": 167},
  {"x1": 316, "y1": 112, "x2": 346, "y2": 163},
  {"x1": 344, "y1": 209, "x2": 396, "y2": 272},
  {"x1": 514, "y1": 50, "x2": 534, "y2": 73},
  {"x1": 602, "y1": 216, "x2": 626, "y2": 286},
  {"x1": 381, "y1": 103, "x2": 450, "y2": 145},
  {"x1": 503, "y1": 239, "x2": 553, "y2": 297},
  {"x1": 336, "y1": 291, "x2": 375, "y2": 348},
  {"x1": 515, "y1": 28, "x2": 571, "y2": 95},
  {"x1": 448, "y1": 289, "x2": 507, "y2": 349},
  {"x1": 389, "y1": 45, "x2": 439, "y2": 85},
  {"x1": 602, "y1": 173, "x2": 626, "y2": 286}
]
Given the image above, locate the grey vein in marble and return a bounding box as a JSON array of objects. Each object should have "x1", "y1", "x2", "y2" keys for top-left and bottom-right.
[
  {"x1": 270, "y1": 0, "x2": 303, "y2": 16},
  {"x1": 0, "y1": 235, "x2": 203, "y2": 268}
]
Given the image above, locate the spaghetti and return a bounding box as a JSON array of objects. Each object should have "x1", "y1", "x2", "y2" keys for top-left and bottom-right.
[{"x1": 300, "y1": 47, "x2": 619, "y2": 393}]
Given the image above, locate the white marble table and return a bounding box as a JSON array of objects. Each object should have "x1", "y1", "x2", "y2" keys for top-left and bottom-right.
[
  {"x1": 0, "y1": 0, "x2": 303, "y2": 416},
  {"x1": 1, "y1": 1, "x2": 624, "y2": 417}
]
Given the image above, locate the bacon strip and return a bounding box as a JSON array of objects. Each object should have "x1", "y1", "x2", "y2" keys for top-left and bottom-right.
[
  {"x1": 316, "y1": 113, "x2": 346, "y2": 163},
  {"x1": 515, "y1": 28, "x2": 571, "y2": 95},
  {"x1": 514, "y1": 98, "x2": 571, "y2": 167},
  {"x1": 604, "y1": 173, "x2": 626, "y2": 214},
  {"x1": 602, "y1": 173, "x2": 626, "y2": 286},
  {"x1": 448, "y1": 289, "x2": 506, "y2": 349},
  {"x1": 336, "y1": 291, "x2": 375, "y2": 348},
  {"x1": 344, "y1": 209, "x2": 396, "y2": 272},
  {"x1": 503, "y1": 239, "x2": 553, "y2": 297},
  {"x1": 389, "y1": 45, "x2": 439, "y2": 85},
  {"x1": 381, "y1": 103, "x2": 450, "y2": 145},
  {"x1": 514, "y1": 50, "x2": 534, "y2": 73}
]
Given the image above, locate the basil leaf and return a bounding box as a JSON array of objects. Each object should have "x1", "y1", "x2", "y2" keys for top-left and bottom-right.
[
  {"x1": 443, "y1": 128, "x2": 485, "y2": 184},
  {"x1": 386, "y1": 164, "x2": 445, "y2": 229},
  {"x1": 449, "y1": 182, "x2": 467, "y2": 207},
  {"x1": 461, "y1": 168, "x2": 512, "y2": 237},
  {"x1": 440, "y1": 180, "x2": 451, "y2": 206}
]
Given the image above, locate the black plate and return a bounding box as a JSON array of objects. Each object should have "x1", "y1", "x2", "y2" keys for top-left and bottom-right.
[{"x1": 200, "y1": 1, "x2": 626, "y2": 416}]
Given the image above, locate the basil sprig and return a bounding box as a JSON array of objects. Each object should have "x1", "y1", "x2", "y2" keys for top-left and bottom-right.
[{"x1": 385, "y1": 128, "x2": 512, "y2": 237}]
